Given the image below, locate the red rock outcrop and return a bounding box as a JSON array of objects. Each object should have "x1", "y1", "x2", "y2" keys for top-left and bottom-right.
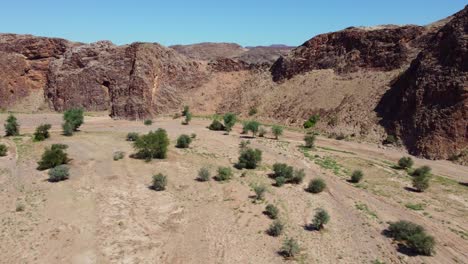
[
  {"x1": 270, "y1": 25, "x2": 425, "y2": 82},
  {"x1": 377, "y1": 6, "x2": 467, "y2": 159}
]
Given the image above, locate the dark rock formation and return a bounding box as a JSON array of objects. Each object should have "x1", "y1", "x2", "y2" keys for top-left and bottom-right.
[
  {"x1": 271, "y1": 25, "x2": 425, "y2": 82},
  {"x1": 377, "y1": 6, "x2": 467, "y2": 159}
]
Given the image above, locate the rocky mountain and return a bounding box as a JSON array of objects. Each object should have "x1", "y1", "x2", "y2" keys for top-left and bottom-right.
[{"x1": 0, "y1": 6, "x2": 466, "y2": 160}]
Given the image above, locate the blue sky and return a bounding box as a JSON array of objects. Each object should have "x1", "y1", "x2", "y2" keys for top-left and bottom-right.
[{"x1": 1, "y1": 0, "x2": 465, "y2": 46}]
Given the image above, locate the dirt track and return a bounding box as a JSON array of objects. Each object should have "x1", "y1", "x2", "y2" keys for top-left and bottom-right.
[{"x1": 0, "y1": 113, "x2": 467, "y2": 264}]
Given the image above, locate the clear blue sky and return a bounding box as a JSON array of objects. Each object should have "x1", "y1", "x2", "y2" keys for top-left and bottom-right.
[{"x1": 1, "y1": 0, "x2": 465, "y2": 46}]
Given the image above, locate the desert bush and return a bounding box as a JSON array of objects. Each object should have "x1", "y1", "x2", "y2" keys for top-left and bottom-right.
[
  {"x1": 190, "y1": 133, "x2": 197, "y2": 139},
  {"x1": 37, "y1": 144, "x2": 69, "y2": 170},
  {"x1": 387, "y1": 220, "x2": 435, "y2": 256},
  {"x1": 243, "y1": 121, "x2": 260, "y2": 137},
  {"x1": 350, "y1": 170, "x2": 364, "y2": 183},
  {"x1": 176, "y1": 134, "x2": 192, "y2": 148},
  {"x1": 152, "y1": 173, "x2": 167, "y2": 191},
  {"x1": 133, "y1": 129, "x2": 170, "y2": 160},
  {"x1": 33, "y1": 124, "x2": 52, "y2": 141},
  {"x1": 275, "y1": 177, "x2": 286, "y2": 187},
  {"x1": 412, "y1": 166, "x2": 431, "y2": 177},
  {"x1": 258, "y1": 126, "x2": 267, "y2": 137},
  {"x1": 304, "y1": 133, "x2": 316, "y2": 148},
  {"x1": 223, "y1": 113, "x2": 237, "y2": 133},
  {"x1": 412, "y1": 173, "x2": 431, "y2": 192},
  {"x1": 182, "y1": 105, "x2": 189, "y2": 116},
  {"x1": 280, "y1": 238, "x2": 300, "y2": 258},
  {"x1": 271, "y1": 125, "x2": 283, "y2": 139},
  {"x1": 113, "y1": 151, "x2": 125, "y2": 161},
  {"x1": 291, "y1": 169, "x2": 305, "y2": 184},
  {"x1": 62, "y1": 122, "x2": 74, "y2": 136},
  {"x1": 235, "y1": 148, "x2": 262, "y2": 169},
  {"x1": 267, "y1": 220, "x2": 284, "y2": 237},
  {"x1": 265, "y1": 204, "x2": 279, "y2": 219},
  {"x1": 216, "y1": 166, "x2": 232, "y2": 181},
  {"x1": 248, "y1": 107, "x2": 257, "y2": 116},
  {"x1": 239, "y1": 140, "x2": 250, "y2": 149},
  {"x1": 63, "y1": 109, "x2": 84, "y2": 131},
  {"x1": 126, "y1": 132, "x2": 139, "y2": 141},
  {"x1": 311, "y1": 208, "x2": 330, "y2": 230},
  {"x1": 4, "y1": 114, "x2": 19, "y2": 136},
  {"x1": 48, "y1": 165, "x2": 70, "y2": 182},
  {"x1": 273, "y1": 163, "x2": 294, "y2": 180},
  {"x1": 208, "y1": 119, "x2": 225, "y2": 131},
  {"x1": 307, "y1": 178, "x2": 326, "y2": 193},
  {"x1": 383, "y1": 134, "x2": 397, "y2": 145},
  {"x1": 144, "y1": 119, "x2": 153, "y2": 126},
  {"x1": 197, "y1": 167, "x2": 211, "y2": 182},
  {"x1": 0, "y1": 144, "x2": 8, "y2": 156},
  {"x1": 398, "y1": 157, "x2": 414, "y2": 169},
  {"x1": 303, "y1": 115, "x2": 319, "y2": 129},
  {"x1": 183, "y1": 112, "x2": 192, "y2": 125},
  {"x1": 253, "y1": 185, "x2": 266, "y2": 201}
]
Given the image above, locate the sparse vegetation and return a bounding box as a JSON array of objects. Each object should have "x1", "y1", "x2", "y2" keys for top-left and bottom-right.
[
  {"x1": 48, "y1": 165, "x2": 70, "y2": 182},
  {"x1": 208, "y1": 119, "x2": 225, "y2": 131},
  {"x1": 183, "y1": 112, "x2": 192, "y2": 125},
  {"x1": 307, "y1": 178, "x2": 326, "y2": 193},
  {"x1": 413, "y1": 173, "x2": 431, "y2": 192},
  {"x1": 197, "y1": 167, "x2": 211, "y2": 182},
  {"x1": 33, "y1": 124, "x2": 52, "y2": 141},
  {"x1": 280, "y1": 237, "x2": 300, "y2": 259},
  {"x1": 258, "y1": 126, "x2": 267, "y2": 137},
  {"x1": 62, "y1": 122, "x2": 73, "y2": 136},
  {"x1": 239, "y1": 140, "x2": 250, "y2": 150},
  {"x1": 37, "y1": 144, "x2": 69, "y2": 170},
  {"x1": 383, "y1": 134, "x2": 397, "y2": 145},
  {"x1": 216, "y1": 166, "x2": 233, "y2": 181},
  {"x1": 223, "y1": 113, "x2": 237, "y2": 133},
  {"x1": 190, "y1": 133, "x2": 197, "y2": 139},
  {"x1": 4, "y1": 114, "x2": 19, "y2": 136},
  {"x1": 113, "y1": 151, "x2": 125, "y2": 161},
  {"x1": 311, "y1": 208, "x2": 330, "y2": 230},
  {"x1": 182, "y1": 105, "x2": 190, "y2": 117},
  {"x1": 271, "y1": 163, "x2": 305, "y2": 185},
  {"x1": 304, "y1": 133, "x2": 316, "y2": 148},
  {"x1": 243, "y1": 121, "x2": 260, "y2": 137},
  {"x1": 303, "y1": 114, "x2": 319, "y2": 129},
  {"x1": 152, "y1": 173, "x2": 167, "y2": 191},
  {"x1": 144, "y1": 119, "x2": 153, "y2": 126},
  {"x1": 253, "y1": 185, "x2": 266, "y2": 201},
  {"x1": 271, "y1": 125, "x2": 283, "y2": 140},
  {"x1": 387, "y1": 220, "x2": 435, "y2": 256},
  {"x1": 133, "y1": 129, "x2": 170, "y2": 160},
  {"x1": 350, "y1": 170, "x2": 364, "y2": 183},
  {"x1": 248, "y1": 107, "x2": 257, "y2": 116},
  {"x1": 398, "y1": 157, "x2": 414, "y2": 169},
  {"x1": 412, "y1": 166, "x2": 431, "y2": 177},
  {"x1": 265, "y1": 204, "x2": 279, "y2": 219},
  {"x1": 63, "y1": 109, "x2": 84, "y2": 132},
  {"x1": 275, "y1": 176, "x2": 286, "y2": 187},
  {"x1": 176, "y1": 134, "x2": 192, "y2": 148},
  {"x1": 126, "y1": 132, "x2": 139, "y2": 141},
  {"x1": 235, "y1": 148, "x2": 262, "y2": 169},
  {"x1": 0, "y1": 144, "x2": 7, "y2": 156},
  {"x1": 267, "y1": 220, "x2": 284, "y2": 237}
]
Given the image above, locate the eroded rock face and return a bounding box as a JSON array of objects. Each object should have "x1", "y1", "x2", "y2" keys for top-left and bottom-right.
[
  {"x1": 271, "y1": 26, "x2": 425, "y2": 82},
  {"x1": 377, "y1": 6, "x2": 468, "y2": 159}
]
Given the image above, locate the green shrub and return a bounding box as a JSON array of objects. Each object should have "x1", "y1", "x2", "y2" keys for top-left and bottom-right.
[
  {"x1": 216, "y1": 167, "x2": 233, "y2": 181},
  {"x1": 133, "y1": 129, "x2": 170, "y2": 160},
  {"x1": 113, "y1": 151, "x2": 125, "y2": 161},
  {"x1": 275, "y1": 176, "x2": 286, "y2": 187},
  {"x1": 208, "y1": 119, "x2": 225, "y2": 131},
  {"x1": 182, "y1": 105, "x2": 189, "y2": 116},
  {"x1": 272, "y1": 163, "x2": 294, "y2": 180},
  {"x1": 412, "y1": 166, "x2": 431, "y2": 177},
  {"x1": 311, "y1": 208, "x2": 330, "y2": 230},
  {"x1": 176, "y1": 134, "x2": 192, "y2": 148},
  {"x1": 304, "y1": 134, "x2": 316, "y2": 148},
  {"x1": 265, "y1": 204, "x2": 279, "y2": 219},
  {"x1": 258, "y1": 126, "x2": 267, "y2": 137},
  {"x1": 48, "y1": 165, "x2": 70, "y2": 182},
  {"x1": 0, "y1": 144, "x2": 8, "y2": 156},
  {"x1": 239, "y1": 140, "x2": 250, "y2": 149},
  {"x1": 37, "y1": 144, "x2": 69, "y2": 170},
  {"x1": 271, "y1": 125, "x2": 283, "y2": 140},
  {"x1": 291, "y1": 169, "x2": 305, "y2": 184},
  {"x1": 152, "y1": 173, "x2": 167, "y2": 191},
  {"x1": 267, "y1": 220, "x2": 284, "y2": 237},
  {"x1": 303, "y1": 115, "x2": 319, "y2": 129},
  {"x1": 307, "y1": 178, "x2": 326, "y2": 193},
  {"x1": 197, "y1": 167, "x2": 211, "y2": 182},
  {"x1": 126, "y1": 132, "x2": 139, "y2": 141},
  {"x1": 253, "y1": 185, "x2": 266, "y2": 201},
  {"x1": 33, "y1": 124, "x2": 52, "y2": 141},
  {"x1": 223, "y1": 113, "x2": 237, "y2": 133},
  {"x1": 235, "y1": 148, "x2": 262, "y2": 169},
  {"x1": 63, "y1": 109, "x2": 84, "y2": 131},
  {"x1": 280, "y1": 238, "x2": 300, "y2": 258},
  {"x1": 183, "y1": 112, "x2": 192, "y2": 125},
  {"x1": 350, "y1": 170, "x2": 364, "y2": 183},
  {"x1": 398, "y1": 157, "x2": 414, "y2": 169},
  {"x1": 413, "y1": 174, "x2": 430, "y2": 192},
  {"x1": 4, "y1": 114, "x2": 19, "y2": 136},
  {"x1": 62, "y1": 122, "x2": 73, "y2": 136},
  {"x1": 243, "y1": 121, "x2": 260, "y2": 137},
  {"x1": 144, "y1": 119, "x2": 153, "y2": 126},
  {"x1": 387, "y1": 220, "x2": 435, "y2": 256},
  {"x1": 383, "y1": 135, "x2": 397, "y2": 145}
]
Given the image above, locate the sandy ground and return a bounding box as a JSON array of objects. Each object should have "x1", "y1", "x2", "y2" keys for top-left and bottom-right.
[{"x1": 0, "y1": 113, "x2": 467, "y2": 264}]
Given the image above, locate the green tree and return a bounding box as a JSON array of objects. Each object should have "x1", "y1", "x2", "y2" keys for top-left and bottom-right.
[
  {"x1": 33, "y1": 124, "x2": 52, "y2": 141},
  {"x1": 280, "y1": 238, "x2": 300, "y2": 258},
  {"x1": 216, "y1": 167, "x2": 233, "y2": 181},
  {"x1": 133, "y1": 129, "x2": 170, "y2": 160},
  {"x1": 350, "y1": 170, "x2": 364, "y2": 183},
  {"x1": 398, "y1": 157, "x2": 414, "y2": 169},
  {"x1": 235, "y1": 148, "x2": 262, "y2": 169},
  {"x1": 253, "y1": 185, "x2": 266, "y2": 201},
  {"x1": 311, "y1": 208, "x2": 330, "y2": 230},
  {"x1": 243, "y1": 121, "x2": 260, "y2": 137},
  {"x1": 271, "y1": 125, "x2": 283, "y2": 140},
  {"x1": 37, "y1": 144, "x2": 69, "y2": 170},
  {"x1": 307, "y1": 178, "x2": 326, "y2": 193},
  {"x1": 0, "y1": 144, "x2": 7, "y2": 156},
  {"x1": 304, "y1": 133, "x2": 316, "y2": 148},
  {"x1": 223, "y1": 113, "x2": 237, "y2": 133},
  {"x1": 4, "y1": 114, "x2": 19, "y2": 136},
  {"x1": 126, "y1": 132, "x2": 139, "y2": 141},
  {"x1": 265, "y1": 204, "x2": 279, "y2": 219},
  {"x1": 176, "y1": 134, "x2": 192, "y2": 148},
  {"x1": 183, "y1": 112, "x2": 192, "y2": 125},
  {"x1": 62, "y1": 122, "x2": 73, "y2": 136},
  {"x1": 182, "y1": 105, "x2": 189, "y2": 116},
  {"x1": 387, "y1": 220, "x2": 435, "y2": 256},
  {"x1": 144, "y1": 119, "x2": 153, "y2": 126},
  {"x1": 208, "y1": 119, "x2": 225, "y2": 131},
  {"x1": 63, "y1": 109, "x2": 84, "y2": 131},
  {"x1": 413, "y1": 174, "x2": 431, "y2": 192},
  {"x1": 267, "y1": 220, "x2": 284, "y2": 237}
]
